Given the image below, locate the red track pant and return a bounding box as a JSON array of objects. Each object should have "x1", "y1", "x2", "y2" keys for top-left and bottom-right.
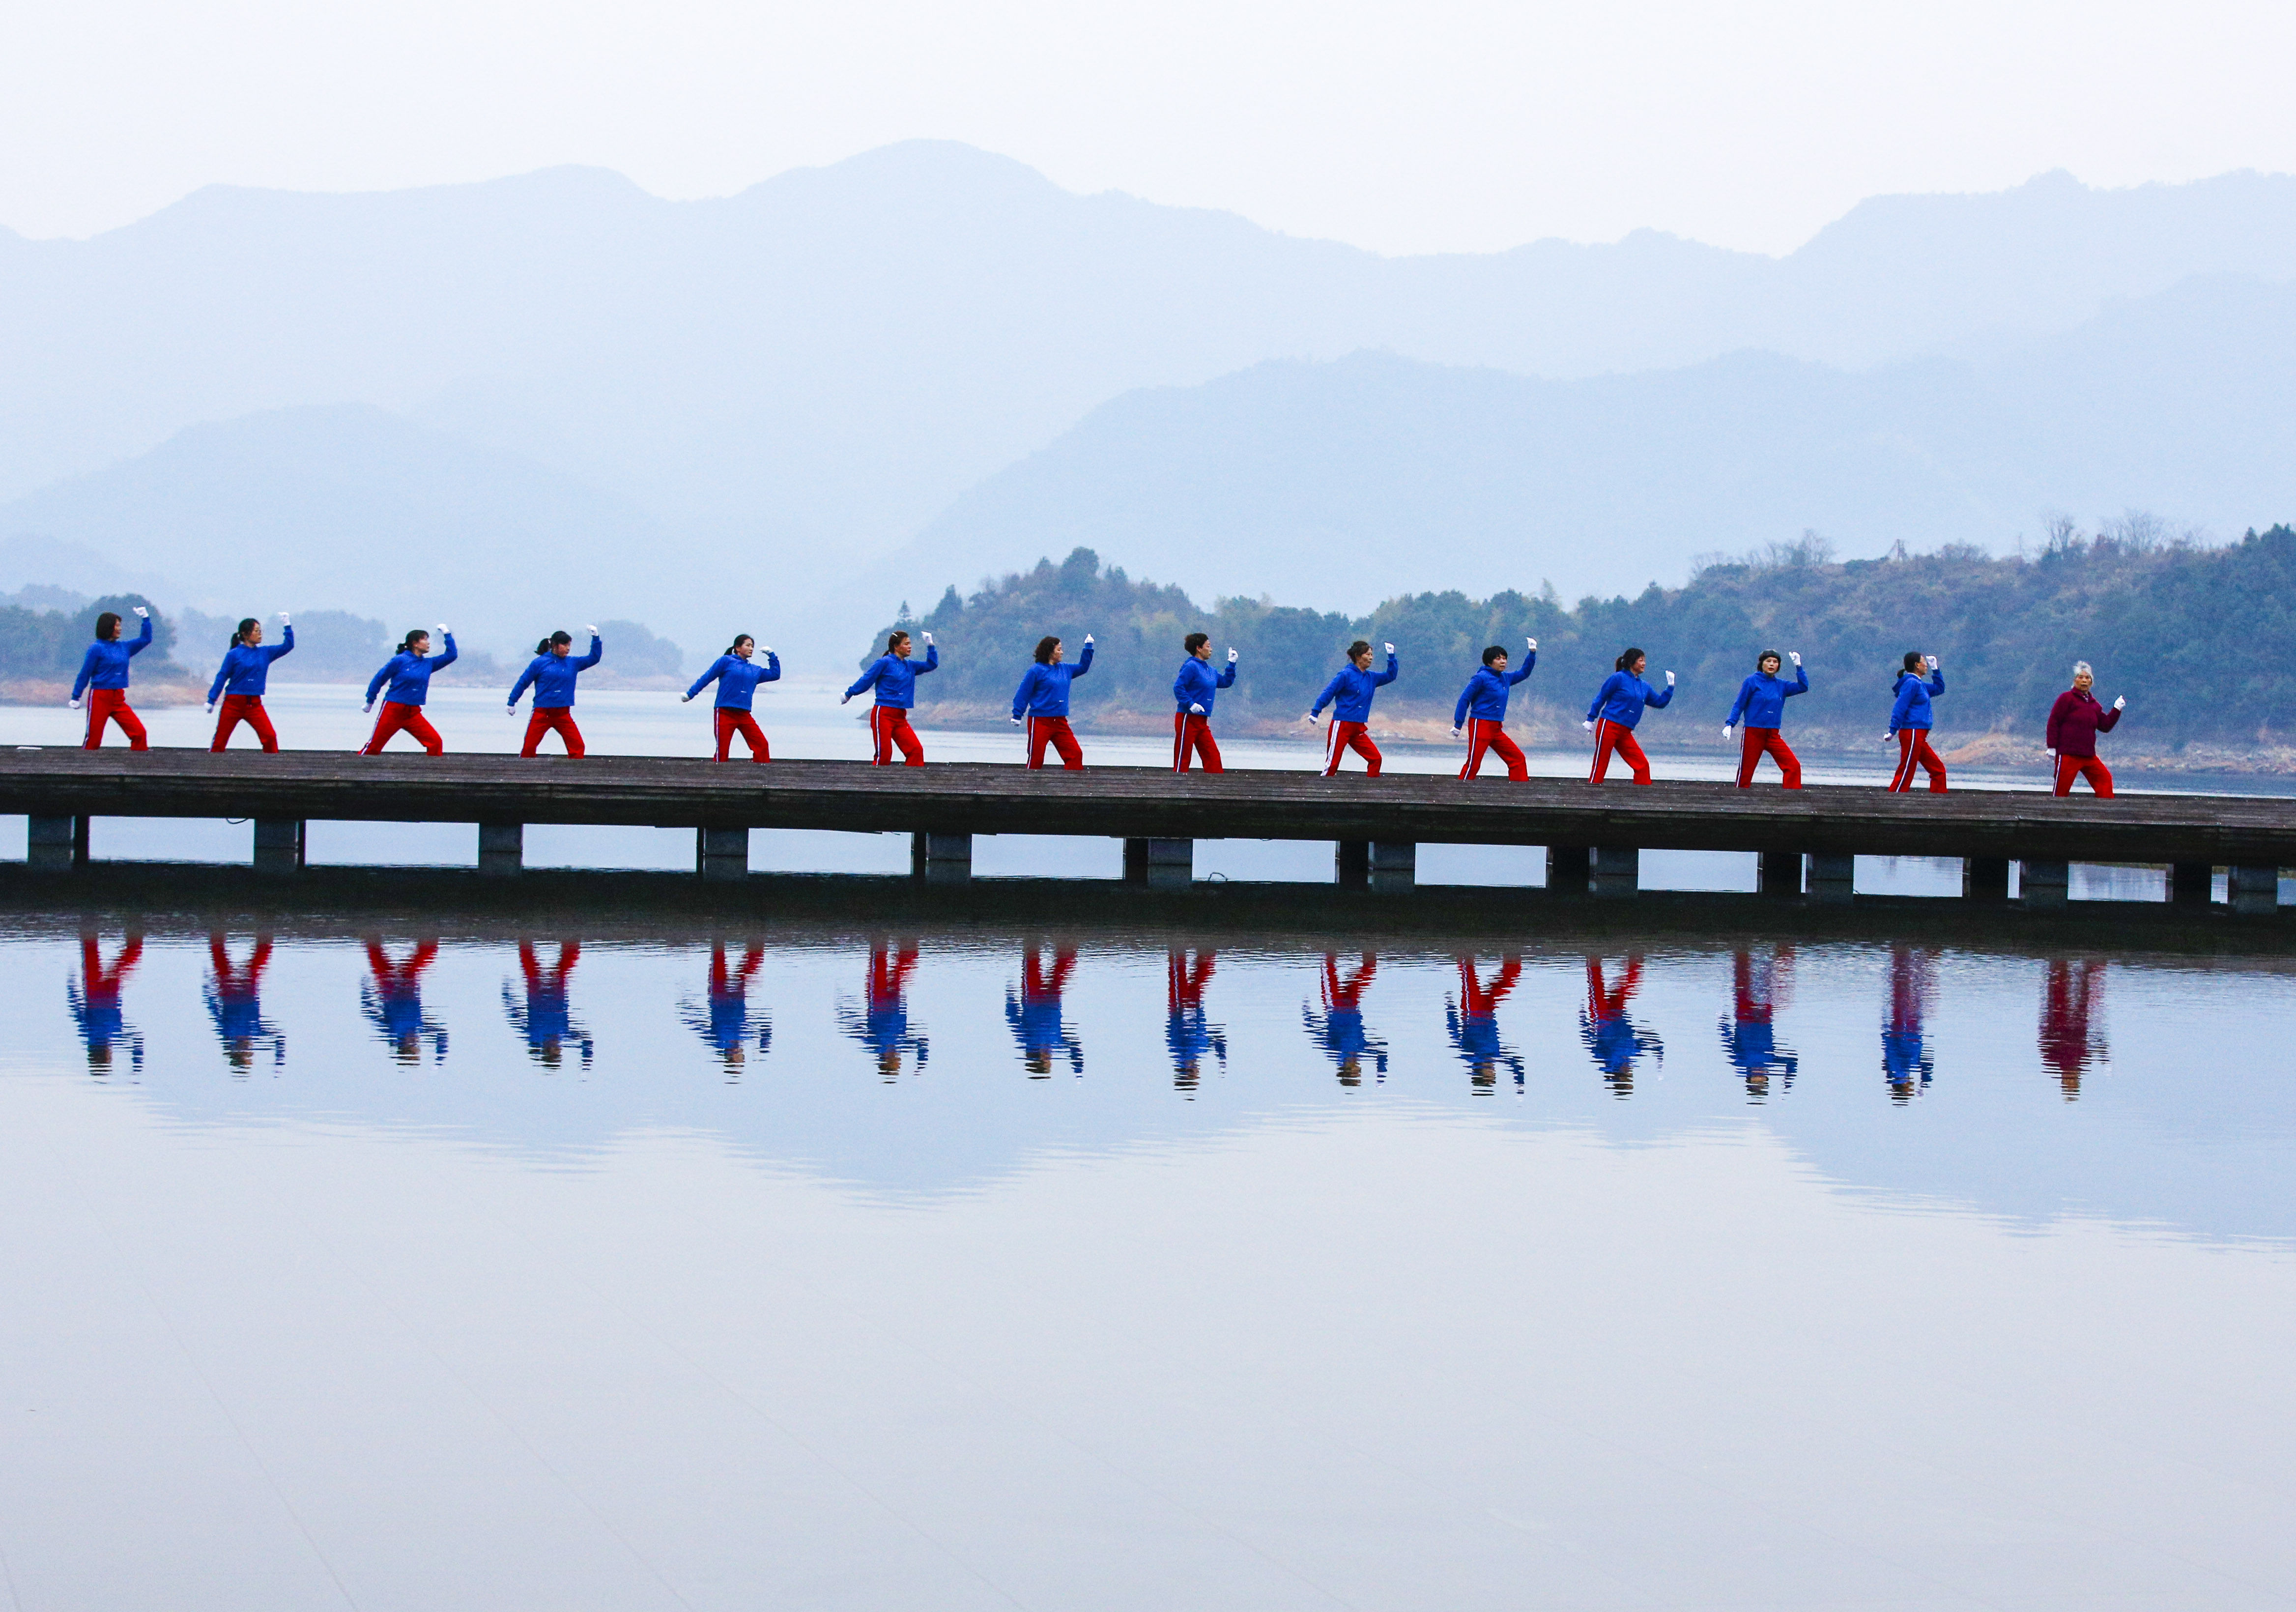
[
  {"x1": 714, "y1": 708, "x2": 769, "y2": 762},
  {"x1": 1460, "y1": 718, "x2": 1525, "y2": 780},
  {"x1": 1735, "y1": 725, "x2": 1800, "y2": 788},
  {"x1": 1026, "y1": 715, "x2": 1083, "y2": 770},
  {"x1": 1324, "y1": 720, "x2": 1381, "y2": 777},
  {"x1": 1589, "y1": 718, "x2": 1650, "y2": 784},
  {"x1": 82, "y1": 688, "x2": 147, "y2": 750},
  {"x1": 1889, "y1": 729, "x2": 1947, "y2": 792},
  {"x1": 2053, "y1": 753, "x2": 2113, "y2": 798},
  {"x1": 211, "y1": 694, "x2": 278, "y2": 753},
  {"x1": 521, "y1": 705, "x2": 585, "y2": 757},
  {"x1": 1173, "y1": 712, "x2": 1223, "y2": 773},
  {"x1": 870, "y1": 705, "x2": 923, "y2": 766},
  {"x1": 363, "y1": 701, "x2": 443, "y2": 755}
]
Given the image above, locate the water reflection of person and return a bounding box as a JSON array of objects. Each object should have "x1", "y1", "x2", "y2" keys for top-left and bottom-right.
[
  {"x1": 1718, "y1": 947, "x2": 1795, "y2": 1101},
  {"x1": 502, "y1": 941, "x2": 594, "y2": 1071},
  {"x1": 685, "y1": 942, "x2": 772, "y2": 1078},
  {"x1": 1005, "y1": 944, "x2": 1083, "y2": 1078},
  {"x1": 68, "y1": 932, "x2": 144, "y2": 1077},
  {"x1": 2039, "y1": 958, "x2": 2108, "y2": 1100},
  {"x1": 1165, "y1": 948, "x2": 1226, "y2": 1093},
  {"x1": 838, "y1": 943, "x2": 929, "y2": 1081},
  {"x1": 363, "y1": 940, "x2": 447, "y2": 1065},
  {"x1": 1305, "y1": 952, "x2": 1388, "y2": 1086},
  {"x1": 1882, "y1": 946, "x2": 1935, "y2": 1103},
  {"x1": 1447, "y1": 954, "x2": 1524, "y2": 1093},
  {"x1": 204, "y1": 932, "x2": 284, "y2": 1075},
  {"x1": 1580, "y1": 955, "x2": 1662, "y2": 1097}
]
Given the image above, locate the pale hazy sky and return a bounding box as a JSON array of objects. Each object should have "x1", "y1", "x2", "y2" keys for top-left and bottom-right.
[{"x1": 4, "y1": 0, "x2": 2294, "y2": 254}]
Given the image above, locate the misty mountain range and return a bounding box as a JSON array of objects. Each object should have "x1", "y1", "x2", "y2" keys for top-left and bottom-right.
[{"x1": 2, "y1": 142, "x2": 2292, "y2": 659}]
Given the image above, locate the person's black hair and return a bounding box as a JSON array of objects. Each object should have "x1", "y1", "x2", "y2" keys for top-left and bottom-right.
[
  {"x1": 1033, "y1": 634, "x2": 1061, "y2": 665},
  {"x1": 94, "y1": 611, "x2": 121, "y2": 641},
  {"x1": 1348, "y1": 639, "x2": 1372, "y2": 661},
  {"x1": 1481, "y1": 644, "x2": 1508, "y2": 666},
  {"x1": 1616, "y1": 646, "x2": 1646, "y2": 672},
  {"x1": 231, "y1": 617, "x2": 260, "y2": 648},
  {"x1": 399, "y1": 629, "x2": 429, "y2": 654},
  {"x1": 1901, "y1": 650, "x2": 1924, "y2": 674},
  {"x1": 726, "y1": 634, "x2": 753, "y2": 656},
  {"x1": 536, "y1": 630, "x2": 573, "y2": 655},
  {"x1": 1757, "y1": 648, "x2": 1781, "y2": 669},
  {"x1": 888, "y1": 630, "x2": 910, "y2": 653},
  {"x1": 1183, "y1": 631, "x2": 1210, "y2": 655}
]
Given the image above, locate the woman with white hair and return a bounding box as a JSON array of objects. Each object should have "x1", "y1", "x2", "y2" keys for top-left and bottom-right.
[{"x1": 2044, "y1": 661, "x2": 2125, "y2": 797}]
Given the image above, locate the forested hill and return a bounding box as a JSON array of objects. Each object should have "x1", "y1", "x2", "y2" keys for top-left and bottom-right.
[{"x1": 872, "y1": 523, "x2": 2296, "y2": 755}]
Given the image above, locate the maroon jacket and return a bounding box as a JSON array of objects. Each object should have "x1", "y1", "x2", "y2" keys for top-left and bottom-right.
[{"x1": 2045, "y1": 688, "x2": 2120, "y2": 758}]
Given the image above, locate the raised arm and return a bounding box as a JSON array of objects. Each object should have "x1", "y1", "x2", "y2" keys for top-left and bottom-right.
[
  {"x1": 1645, "y1": 675, "x2": 1673, "y2": 708},
  {"x1": 573, "y1": 633, "x2": 602, "y2": 672},
  {"x1": 759, "y1": 650, "x2": 781, "y2": 682},
  {"x1": 1214, "y1": 660, "x2": 1237, "y2": 690},
  {"x1": 916, "y1": 642, "x2": 939, "y2": 675},
  {"x1": 1373, "y1": 650, "x2": 1398, "y2": 688},
  {"x1": 126, "y1": 613, "x2": 153, "y2": 655},
  {"x1": 1073, "y1": 639, "x2": 1093, "y2": 677},
  {"x1": 1785, "y1": 662, "x2": 1808, "y2": 696},
  {"x1": 432, "y1": 632, "x2": 458, "y2": 671}
]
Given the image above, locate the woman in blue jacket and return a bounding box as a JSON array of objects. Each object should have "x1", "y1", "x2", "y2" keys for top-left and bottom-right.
[
  {"x1": 843, "y1": 629, "x2": 937, "y2": 766},
  {"x1": 1312, "y1": 639, "x2": 1398, "y2": 777},
  {"x1": 1586, "y1": 648, "x2": 1674, "y2": 783},
  {"x1": 1451, "y1": 640, "x2": 1537, "y2": 780},
  {"x1": 207, "y1": 613, "x2": 294, "y2": 752},
  {"x1": 361, "y1": 625, "x2": 457, "y2": 754},
  {"x1": 1722, "y1": 649, "x2": 1808, "y2": 788},
  {"x1": 1172, "y1": 633, "x2": 1238, "y2": 773},
  {"x1": 1010, "y1": 633, "x2": 1095, "y2": 770},
  {"x1": 684, "y1": 635, "x2": 782, "y2": 762},
  {"x1": 70, "y1": 606, "x2": 153, "y2": 749},
  {"x1": 1886, "y1": 651, "x2": 1947, "y2": 793},
  {"x1": 508, "y1": 627, "x2": 603, "y2": 757}
]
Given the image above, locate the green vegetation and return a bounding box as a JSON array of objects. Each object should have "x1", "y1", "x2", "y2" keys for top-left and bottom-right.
[{"x1": 0, "y1": 591, "x2": 182, "y2": 686}]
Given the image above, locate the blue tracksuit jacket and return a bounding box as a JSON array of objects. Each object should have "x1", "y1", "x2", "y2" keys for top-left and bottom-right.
[
  {"x1": 71, "y1": 616, "x2": 153, "y2": 699},
  {"x1": 509, "y1": 636, "x2": 602, "y2": 709},
  {"x1": 207, "y1": 627, "x2": 295, "y2": 702},
  {"x1": 686, "y1": 652, "x2": 781, "y2": 711},
  {"x1": 846, "y1": 643, "x2": 938, "y2": 708},
  {"x1": 1724, "y1": 664, "x2": 1808, "y2": 728},
  {"x1": 1588, "y1": 670, "x2": 1673, "y2": 729},
  {"x1": 1890, "y1": 668, "x2": 1944, "y2": 732},
  {"x1": 1453, "y1": 653, "x2": 1536, "y2": 727},
  {"x1": 1011, "y1": 641, "x2": 1094, "y2": 719},
  {"x1": 1173, "y1": 656, "x2": 1236, "y2": 716},
  {"x1": 1313, "y1": 653, "x2": 1398, "y2": 723},
  {"x1": 365, "y1": 635, "x2": 458, "y2": 707}
]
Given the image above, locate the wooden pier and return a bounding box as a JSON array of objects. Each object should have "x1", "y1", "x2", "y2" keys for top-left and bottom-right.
[{"x1": 2, "y1": 748, "x2": 2289, "y2": 910}]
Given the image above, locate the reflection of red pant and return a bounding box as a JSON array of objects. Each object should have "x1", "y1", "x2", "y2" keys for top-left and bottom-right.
[
  {"x1": 211, "y1": 694, "x2": 278, "y2": 752},
  {"x1": 82, "y1": 688, "x2": 147, "y2": 750},
  {"x1": 1172, "y1": 712, "x2": 1223, "y2": 773},
  {"x1": 363, "y1": 701, "x2": 443, "y2": 755},
  {"x1": 1460, "y1": 718, "x2": 1525, "y2": 780},
  {"x1": 870, "y1": 705, "x2": 923, "y2": 766},
  {"x1": 1735, "y1": 725, "x2": 1800, "y2": 788},
  {"x1": 1324, "y1": 720, "x2": 1381, "y2": 777},
  {"x1": 714, "y1": 708, "x2": 769, "y2": 762},
  {"x1": 2053, "y1": 752, "x2": 2113, "y2": 798},
  {"x1": 521, "y1": 705, "x2": 585, "y2": 757},
  {"x1": 1889, "y1": 729, "x2": 1947, "y2": 792},
  {"x1": 1026, "y1": 715, "x2": 1083, "y2": 770},
  {"x1": 1589, "y1": 719, "x2": 1649, "y2": 783}
]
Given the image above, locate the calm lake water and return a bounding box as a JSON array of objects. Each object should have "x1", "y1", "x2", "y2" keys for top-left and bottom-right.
[{"x1": 3, "y1": 911, "x2": 2292, "y2": 1611}]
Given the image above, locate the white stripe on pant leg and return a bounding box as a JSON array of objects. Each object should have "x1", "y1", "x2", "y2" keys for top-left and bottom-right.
[
  {"x1": 1325, "y1": 720, "x2": 1343, "y2": 775},
  {"x1": 1589, "y1": 720, "x2": 1606, "y2": 783}
]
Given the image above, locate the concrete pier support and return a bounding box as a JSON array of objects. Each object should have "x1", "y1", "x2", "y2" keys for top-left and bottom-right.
[
  {"x1": 1334, "y1": 840, "x2": 1369, "y2": 889},
  {"x1": 1807, "y1": 853, "x2": 1856, "y2": 905},
  {"x1": 252, "y1": 819, "x2": 305, "y2": 875},
  {"x1": 28, "y1": 814, "x2": 85, "y2": 872},
  {"x1": 1963, "y1": 856, "x2": 2010, "y2": 901},
  {"x1": 911, "y1": 832, "x2": 973, "y2": 885},
  {"x1": 696, "y1": 826, "x2": 749, "y2": 883},
  {"x1": 1546, "y1": 845, "x2": 1590, "y2": 896},
  {"x1": 478, "y1": 822, "x2": 523, "y2": 877},
  {"x1": 2018, "y1": 859, "x2": 2069, "y2": 906},
  {"x1": 1591, "y1": 846, "x2": 1638, "y2": 899},
  {"x1": 1124, "y1": 837, "x2": 1194, "y2": 891},
  {"x1": 1368, "y1": 841, "x2": 1416, "y2": 893},
  {"x1": 1756, "y1": 850, "x2": 1802, "y2": 896},
  {"x1": 2229, "y1": 864, "x2": 2280, "y2": 915},
  {"x1": 2170, "y1": 862, "x2": 2215, "y2": 908}
]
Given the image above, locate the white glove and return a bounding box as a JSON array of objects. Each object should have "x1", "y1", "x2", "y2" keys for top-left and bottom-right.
[
  {"x1": 840, "y1": 692, "x2": 853, "y2": 705},
  {"x1": 1084, "y1": 633, "x2": 1094, "y2": 644},
  {"x1": 132, "y1": 605, "x2": 148, "y2": 618},
  {"x1": 1924, "y1": 655, "x2": 1938, "y2": 670},
  {"x1": 921, "y1": 632, "x2": 934, "y2": 646},
  {"x1": 1787, "y1": 651, "x2": 1801, "y2": 666},
  {"x1": 1882, "y1": 731, "x2": 1894, "y2": 743},
  {"x1": 364, "y1": 702, "x2": 374, "y2": 714},
  {"x1": 585, "y1": 624, "x2": 598, "y2": 636},
  {"x1": 507, "y1": 704, "x2": 518, "y2": 717},
  {"x1": 436, "y1": 623, "x2": 450, "y2": 636},
  {"x1": 1010, "y1": 715, "x2": 1023, "y2": 726},
  {"x1": 761, "y1": 647, "x2": 773, "y2": 656},
  {"x1": 1384, "y1": 642, "x2": 1395, "y2": 654},
  {"x1": 205, "y1": 701, "x2": 215, "y2": 713},
  {"x1": 1526, "y1": 637, "x2": 1537, "y2": 651},
  {"x1": 2113, "y1": 695, "x2": 2125, "y2": 710},
  {"x1": 68, "y1": 696, "x2": 82, "y2": 709},
  {"x1": 278, "y1": 611, "x2": 291, "y2": 625},
  {"x1": 681, "y1": 693, "x2": 693, "y2": 703},
  {"x1": 1226, "y1": 648, "x2": 1238, "y2": 662},
  {"x1": 1665, "y1": 670, "x2": 1675, "y2": 685},
  {"x1": 1722, "y1": 725, "x2": 1733, "y2": 740},
  {"x1": 1583, "y1": 719, "x2": 1595, "y2": 732},
  {"x1": 1189, "y1": 702, "x2": 1206, "y2": 715},
  {"x1": 1306, "y1": 711, "x2": 1321, "y2": 724},
  {"x1": 1450, "y1": 727, "x2": 1463, "y2": 740}
]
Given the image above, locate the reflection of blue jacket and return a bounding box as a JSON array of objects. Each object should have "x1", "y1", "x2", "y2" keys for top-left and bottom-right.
[
  {"x1": 509, "y1": 637, "x2": 602, "y2": 709},
  {"x1": 1453, "y1": 656, "x2": 1535, "y2": 726},
  {"x1": 1305, "y1": 1003, "x2": 1389, "y2": 1076},
  {"x1": 1587, "y1": 670, "x2": 1672, "y2": 729},
  {"x1": 1890, "y1": 669, "x2": 1944, "y2": 732},
  {"x1": 208, "y1": 628, "x2": 295, "y2": 702},
  {"x1": 687, "y1": 653, "x2": 780, "y2": 711},
  {"x1": 364, "y1": 985, "x2": 445, "y2": 1059},
  {"x1": 67, "y1": 990, "x2": 140, "y2": 1070},
  {"x1": 690, "y1": 993, "x2": 771, "y2": 1061},
  {"x1": 1165, "y1": 1008, "x2": 1226, "y2": 1074},
  {"x1": 72, "y1": 616, "x2": 153, "y2": 698},
  {"x1": 366, "y1": 635, "x2": 458, "y2": 706},
  {"x1": 1724, "y1": 664, "x2": 1808, "y2": 729},
  {"x1": 1581, "y1": 1009, "x2": 1662, "y2": 1077},
  {"x1": 840, "y1": 1004, "x2": 928, "y2": 1068},
  {"x1": 1445, "y1": 1004, "x2": 1523, "y2": 1084},
  {"x1": 1882, "y1": 1029, "x2": 1933, "y2": 1091},
  {"x1": 1314, "y1": 654, "x2": 1398, "y2": 723},
  {"x1": 1006, "y1": 992, "x2": 1084, "y2": 1074},
  {"x1": 1720, "y1": 1016, "x2": 1797, "y2": 1086},
  {"x1": 1011, "y1": 642, "x2": 1094, "y2": 720},
  {"x1": 846, "y1": 644, "x2": 937, "y2": 708},
  {"x1": 1172, "y1": 656, "x2": 1236, "y2": 715}
]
